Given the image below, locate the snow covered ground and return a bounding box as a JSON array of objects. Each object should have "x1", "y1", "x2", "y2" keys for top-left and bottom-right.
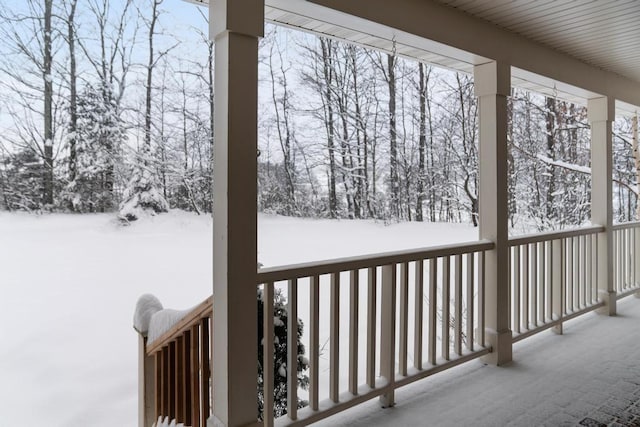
[{"x1": 0, "y1": 211, "x2": 476, "y2": 426}]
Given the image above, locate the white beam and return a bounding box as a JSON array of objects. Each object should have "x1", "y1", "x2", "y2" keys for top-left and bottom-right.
[{"x1": 210, "y1": 0, "x2": 263, "y2": 425}]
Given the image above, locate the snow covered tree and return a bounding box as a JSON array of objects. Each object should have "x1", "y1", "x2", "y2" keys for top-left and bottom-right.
[
  {"x1": 63, "y1": 82, "x2": 125, "y2": 212},
  {"x1": 0, "y1": 148, "x2": 44, "y2": 211},
  {"x1": 257, "y1": 288, "x2": 309, "y2": 420},
  {"x1": 612, "y1": 116, "x2": 639, "y2": 222},
  {"x1": 509, "y1": 90, "x2": 591, "y2": 231},
  {"x1": 118, "y1": 148, "x2": 169, "y2": 221},
  {"x1": 118, "y1": 0, "x2": 168, "y2": 222}
]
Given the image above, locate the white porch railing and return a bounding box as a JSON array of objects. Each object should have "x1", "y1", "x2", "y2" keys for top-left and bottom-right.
[
  {"x1": 257, "y1": 240, "x2": 493, "y2": 426},
  {"x1": 508, "y1": 226, "x2": 605, "y2": 342},
  {"x1": 613, "y1": 222, "x2": 640, "y2": 299},
  {"x1": 135, "y1": 224, "x2": 640, "y2": 427}
]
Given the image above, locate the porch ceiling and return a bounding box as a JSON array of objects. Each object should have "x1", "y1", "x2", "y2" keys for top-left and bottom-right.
[
  {"x1": 195, "y1": 0, "x2": 640, "y2": 112},
  {"x1": 433, "y1": 0, "x2": 640, "y2": 85}
]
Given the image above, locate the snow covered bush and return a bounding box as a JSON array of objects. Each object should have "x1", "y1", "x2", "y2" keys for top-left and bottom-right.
[
  {"x1": 118, "y1": 147, "x2": 168, "y2": 222},
  {"x1": 257, "y1": 288, "x2": 309, "y2": 420}
]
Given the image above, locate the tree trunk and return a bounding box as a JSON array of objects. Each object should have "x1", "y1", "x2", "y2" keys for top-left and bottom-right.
[
  {"x1": 507, "y1": 91, "x2": 516, "y2": 227},
  {"x1": 67, "y1": 0, "x2": 78, "y2": 186},
  {"x1": 269, "y1": 42, "x2": 296, "y2": 214},
  {"x1": 351, "y1": 49, "x2": 365, "y2": 219},
  {"x1": 43, "y1": 0, "x2": 54, "y2": 206},
  {"x1": 416, "y1": 63, "x2": 427, "y2": 222},
  {"x1": 427, "y1": 80, "x2": 436, "y2": 222},
  {"x1": 321, "y1": 38, "x2": 338, "y2": 218},
  {"x1": 144, "y1": 0, "x2": 161, "y2": 154},
  {"x1": 208, "y1": 38, "x2": 214, "y2": 213},
  {"x1": 387, "y1": 53, "x2": 398, "y2": 219},
  {"x1": 545, "y1": 97, "x2": 556, "y2": 223},
  {"x1": 337, "y1": 94, "x2": 355, "y2": 218}
]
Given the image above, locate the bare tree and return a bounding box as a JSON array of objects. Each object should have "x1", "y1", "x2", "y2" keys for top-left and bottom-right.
[
  {"x1": 0, "y1": 0, "x2": 62, "y2": 207},
  {"x1": 415, "y1": 62, "x2": 428, "y2": 221},
  {"x1": 385, "y1": 53, "x2": 399, "y2": 218},
  {"x1": 268, "y1": 33, "x2": 297, "y2": 214},
  {"x1": 455, "y1": 73, "x2": 478, "y2": 226},
  {"x1": 79, "y1": 0, "x2": 136, "y2": 108},
  {"x1": 63, "y1": 0, "x2": 78, "y2": 186}
]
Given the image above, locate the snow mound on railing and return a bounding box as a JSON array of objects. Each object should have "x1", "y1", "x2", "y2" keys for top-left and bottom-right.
[
  {"x1": 133, "y1": 294, "x2": 199, "y2": 344},
  {"x1": 147, "y1": 307, "x2": 192, "y2": 343},
  {"x1": 133, "y1": 294, "x2": 163, "y2": 335},
  {"x1": 153, "y1": 416, "x2": 185, "y2": 427}
]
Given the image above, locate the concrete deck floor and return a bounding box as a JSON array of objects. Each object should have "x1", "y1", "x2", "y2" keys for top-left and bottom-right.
[{"x1": 315, "y1": 297, "x2": 640, "y2": 427}]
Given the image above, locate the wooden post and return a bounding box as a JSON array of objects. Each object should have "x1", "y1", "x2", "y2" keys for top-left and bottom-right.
[
  {"x1": 134, "y1": 295, "x2": 162, "y2": 427},
  {"x1": 474, "y1": 61, "x2": 512, "y2": 365},
  {"x1": 210, "y1": 1, "x2": 263, "y2": 426},
  {"x1": 588, "y1": 96, "x2": 616, "y2": 315},
  {"x1": 138, "y1": 335, "x2": 155, "y2": 427}
]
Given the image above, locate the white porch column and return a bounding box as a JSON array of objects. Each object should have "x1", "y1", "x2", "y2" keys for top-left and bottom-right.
[
  {"x1": 210, "y1": 1, "x2": 263, "y2": 426},
  {"x1": 474, "y1": 61, "x2": 512, "y2": 365},
  {"x1": 588, "y1": 96, "x2": 616, "y2": 315}
]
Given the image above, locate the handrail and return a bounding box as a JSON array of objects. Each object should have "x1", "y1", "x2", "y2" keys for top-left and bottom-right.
[
  {"x1": 136, "y1": 223, "x2": 640, "y2": 427},
  {"x1": 256, "y1": 239, "x2": 494, "y2": 283},
  {"x1": 146, "y1": 241, "x2": 495, "y2": 354},
  {"x1": 138, "y1": 239, "x2": 494, "y2": 426},
  {"x1": 137, "y1": 295, "x2": 213, "y2": 427},
  {"x1": 143, "y1": 240, "x2": 496, "y2": 354},
  {"x1": 146, "y1": 295, "x2": 213, "y2": 355},
  {"x1": 508, "y1": 225, "x2": 604, "y2": 247},
  {"x1": 612, "y1": 221, "x2": 640, "y2": 231}
]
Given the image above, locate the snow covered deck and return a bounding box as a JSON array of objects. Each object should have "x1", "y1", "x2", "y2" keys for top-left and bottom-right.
[
  {"x1": 204, "y1": 0, "x2": 640, "y2": 424},
  {"x1": 137, "y1": 220, "x2": 640, "y2": 427},
  {"x1": 317, "y1": 295, "x2": 640, "y2": 427}
]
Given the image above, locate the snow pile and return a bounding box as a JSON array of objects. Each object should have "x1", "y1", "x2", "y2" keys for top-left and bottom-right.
[
  {"x1": 133, "y1": 294, "x2": 163, "y2": 335},
  {"x1": 147, "y1": 307, "x2": 193, "y2": 344},
  {"x1": 134, "y1": 292, "x2": 196, "y2": 344}
]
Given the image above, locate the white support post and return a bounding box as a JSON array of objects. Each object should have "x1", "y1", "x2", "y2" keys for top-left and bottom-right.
[
  {"x1": 588, "y1": 96, "x2": 616, "y2": 316},
  {"x1": 474, "y1": 61, "x2": 512, "y2": 365},
  {"x1": 210, "y1": 1, "x2": 263, "y2": 426}
]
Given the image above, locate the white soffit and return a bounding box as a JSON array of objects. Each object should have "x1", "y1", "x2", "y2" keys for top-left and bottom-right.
[
  {"x1": 187, "y1": 0, "x2": 481, "y2": 73},
  {"x1": 263, "y1": 5, "x2": 480, "y2": 75},
  {"x1": 187, "y1": 0, "x2": 639, "y2": 111},
  {"x1": 433, "y1": 0, "x2": 640, "y2": 84}
]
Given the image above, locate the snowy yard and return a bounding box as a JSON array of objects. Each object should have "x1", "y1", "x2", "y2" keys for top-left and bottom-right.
[{"x1": 0, "y1": 211, "x2": 476, "y2": 426}]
